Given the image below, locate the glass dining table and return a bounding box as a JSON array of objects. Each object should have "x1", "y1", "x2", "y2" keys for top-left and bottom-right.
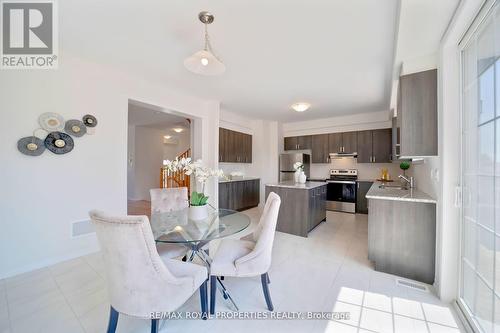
[{"x1": 150, "y1": 207, "x2": 251, "y2": 311}]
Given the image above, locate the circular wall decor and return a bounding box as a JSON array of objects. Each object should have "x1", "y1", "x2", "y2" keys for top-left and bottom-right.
[
  {"x1": 33, "y1": 128, "x2": 49, "y2": 140},
  {"x1": 39, "y1": 112, "x2": 65, "y2": 132},
  {"x1": 64, "y1": 119, "x2": 87, "y2": 137},
  {"x1": 17, "y1": 136, "x2": 45, "y2": 156},
  {"x1": 82, "y1": 114, "x2": 97, "y2": 127},
  {"x1": 44, "y1": 131, "x2": 74, "y2": 154}
]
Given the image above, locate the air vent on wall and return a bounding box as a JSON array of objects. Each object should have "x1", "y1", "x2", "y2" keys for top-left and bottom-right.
[
  {"x1": 71, "y1": 219, "x2": 95, "y2": 237},
  {"x1": 396, "y1": 278, "x2": 429, "y2": 292}
]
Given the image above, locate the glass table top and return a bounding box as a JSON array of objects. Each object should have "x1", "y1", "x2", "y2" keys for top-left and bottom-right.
[{"x1": 151, "y1": 208, "x2": 251, "y2": 244}]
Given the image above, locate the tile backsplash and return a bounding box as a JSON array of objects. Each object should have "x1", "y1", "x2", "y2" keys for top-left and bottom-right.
[{"x1": 310, "y1": 158, "x2": 402, "y2": 181}]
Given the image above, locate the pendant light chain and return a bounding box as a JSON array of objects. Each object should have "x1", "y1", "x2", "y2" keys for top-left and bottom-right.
[{"x1": 203, "y1": 23, "x2": 222, "y2": 61}]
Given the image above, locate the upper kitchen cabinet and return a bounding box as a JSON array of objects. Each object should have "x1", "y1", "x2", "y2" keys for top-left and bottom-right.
[
  {"x1": 342, "y1": 131, "x2": 357, "y2": 153},
  {"x1": 328, "y1": 132, "x2": 357, "y2": 154},
  {"x1": 398, "y1": 69, "x2": 438, "y2": 157},
  {"x1": 284, "y1": 135, "x2": 312, "y2": 150},
  {"x1": 219, "y1": 128, "x2": 252, "y2": 163},
  {"x1": 357, "y1": 129, "x2": 392, "y2": 163},
  {"x1": 311, "y1": 134, "x2": 329, "y2": 163}
]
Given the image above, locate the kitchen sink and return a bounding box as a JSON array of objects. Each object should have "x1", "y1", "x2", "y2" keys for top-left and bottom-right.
[{"x1": 378, "y1": 184, "x2": 408, "y2": 190}]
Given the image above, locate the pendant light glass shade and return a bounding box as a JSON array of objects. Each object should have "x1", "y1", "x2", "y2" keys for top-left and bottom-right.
[
  {"x1": 184, "y1": 11, "x2": 225, "y2": 76},
  {"x1": 184, "y1": 49, "x2": 226, "y2": 76}
]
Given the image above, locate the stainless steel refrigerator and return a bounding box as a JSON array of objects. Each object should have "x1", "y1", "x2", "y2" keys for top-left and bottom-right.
[{"x1": 279, "y1": 153, "x2": 311, "y2": 182}]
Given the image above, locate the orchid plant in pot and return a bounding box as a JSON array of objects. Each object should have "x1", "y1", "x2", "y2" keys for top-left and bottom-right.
[
  {"x1": 293, "y1": 161, "x2": 306, "y2": 184},
  {"x1": 162, "y1": 157, "x2": 225, "y2": 220}
]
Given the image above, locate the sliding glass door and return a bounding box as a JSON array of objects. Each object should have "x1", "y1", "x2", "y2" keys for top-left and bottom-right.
[{"x1": 460, "y1": 1, "x2": 500, "y2": 332}]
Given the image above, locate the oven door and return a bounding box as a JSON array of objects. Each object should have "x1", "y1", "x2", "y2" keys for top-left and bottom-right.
[{"x1": 326, "y1": 181, "x2": 356, "y2": 213}]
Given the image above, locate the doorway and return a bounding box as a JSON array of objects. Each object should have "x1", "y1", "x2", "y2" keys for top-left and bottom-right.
[
  {"x1": 127, "y1": 101, "x2": 192, "y2": 217},
  {"x1": 459, "y1": 1, "x2": 500, "y2": 332}
]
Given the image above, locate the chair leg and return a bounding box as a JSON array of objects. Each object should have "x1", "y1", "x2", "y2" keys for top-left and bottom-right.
[
  {"x1": 107, "y1": 306, "x2": 119, "y2": 333},
  {"x1": 210, "y1": 275, "x2": 217, "y2": 315},
  {"x1": 261, "y1": 273, "x2": 274, "y2": 311},
  {"x1": 151, "y1": 319, "x2": 158, "y2": 333},
  {"x1": 267, "y1": 274, "x2": 271, "y2": 284},
  {"x1": 199, "y1": 279, "x2": 208, "y2": 320}
]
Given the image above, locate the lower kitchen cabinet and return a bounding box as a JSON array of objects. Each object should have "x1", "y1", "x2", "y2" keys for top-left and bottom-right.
[
  {"x1": 265, "y1": 184, "x2": 326, "y2": 237},
  {"x1": 218, "y1": 179, "x2": 260, "y2": 211},
  {"x1": 356, "y1": 181, "x2": 373, "y2": 214}
]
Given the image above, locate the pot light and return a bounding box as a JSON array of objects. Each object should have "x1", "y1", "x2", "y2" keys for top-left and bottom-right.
[
  {"x1": 291, "y1": 103, "x2": 311, "y2": 112},
  {"x1": 184, "y1": 11, "x2": 226, "y2": 76},
  {"x1": 173, "y1": 128, "x2": 184, "y2": 133},
  {"x1": 164, "y1": 135, "x2": 172, "y2": 139}
]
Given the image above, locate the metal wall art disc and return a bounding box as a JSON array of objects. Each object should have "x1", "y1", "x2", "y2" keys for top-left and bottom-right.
[
  {"x1": 64, "y1": 119, "x2": 87, "y2": 137},
  {"x1": 33, "y1": 128, "x2": 49, "y2": 140},
  {"x1": 39, "y1": 112, "x2": 65, "y2": 132},
  {"x1": 17, "y1": 136, "x2": 45, "y2": 156},
  {"x1": 82, "y1": 115, "x2": 97, "y2": 128},
  {"x1": 44, "y1": 132, "x2": 74, "y2": 154}
]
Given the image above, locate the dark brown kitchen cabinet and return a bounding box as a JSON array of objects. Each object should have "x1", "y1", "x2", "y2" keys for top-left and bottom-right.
[
  {"x1": 372, "y1": 129, "x2": 392, "y2": 163},
  {"x1": 311, "y1": 134, "x2": 329, "y2": 163},
  {"x1": 357, "y1": 129, "x2": 392, "y2": 163},
  {"x1": 342, "y1": 131, "x2": 358, "y2": 153},
  {"x1": 218, "y1": 179, "x2": 260, "y2": 211},
  {"x1": 327, "y1": 132, "x2": 357, "y2": 154},
  {"x1": 328, "y1": 133, "x2": 342, "y2": 153},
  {"x1": 357, "y1": 130, "x2": 373, "y2": 163},
  {"x1": 399, "y1": 69, "x2": 438, "y2": 157},
  {"x1": 356, "y1": 181, "x2": 373, "y2": 214},
  {"x1": 219, "y1": 128, "x2": 252, "y2": 163},
  {"x1": 284, "y1": 135, "x2": 311, "y2": 150}
]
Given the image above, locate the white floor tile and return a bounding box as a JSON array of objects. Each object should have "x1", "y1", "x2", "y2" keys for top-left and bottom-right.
[
  {"x1": 359, "y1": 307, "x2": 394, "y2": 333},
  {"x1": 394, "y1": 314, "x2": 429, "y2": 333},
  {"x1": 422, "y1": 303, "x2": 459, "y2": 328}
]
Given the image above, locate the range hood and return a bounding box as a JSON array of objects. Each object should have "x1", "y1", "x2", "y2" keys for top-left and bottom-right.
[{"x1": 329, "y1": 152, "x2": 358, "y2": 159}]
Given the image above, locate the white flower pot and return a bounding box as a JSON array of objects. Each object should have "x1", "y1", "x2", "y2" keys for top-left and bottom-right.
[
  {"x1": 298, "y1": 171, "x2": 307, "y2": 184},
  {"x1": 294, "y1": 171, "x2": 301, "y2": 183},
  {"x1": 189, "y1": 205, "x2": 208, "y2": 220}
]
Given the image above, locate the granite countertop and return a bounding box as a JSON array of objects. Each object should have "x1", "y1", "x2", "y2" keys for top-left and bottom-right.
[
  {"x1": 365, "y1": 182, "x2": 437, "y2": 204},
  {"x1": 265, "y1": 181, "x2": 327, "y2": 190},
  {"x1": 219, "y1": 177, "x2": 260, "y2": 183}
]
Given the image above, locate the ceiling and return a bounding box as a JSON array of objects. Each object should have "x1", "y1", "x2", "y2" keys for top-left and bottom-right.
[
  {"x1": 128, "y1": 103, "x2": 190, "y2": 132},
  {"x1": 61, "y1": 1, "x2": 458, "y2": 122}
]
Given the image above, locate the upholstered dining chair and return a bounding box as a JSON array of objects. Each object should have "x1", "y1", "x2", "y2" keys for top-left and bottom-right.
[
  {"x1": 150, "y1": 187, "x2": 190, "y2": 259},
  {"x1": 209, "y1": 192, "x2": 281, "y2": 314},
  {"x1": 89, "y1": 210, "x2": 208, "y2": 333}
]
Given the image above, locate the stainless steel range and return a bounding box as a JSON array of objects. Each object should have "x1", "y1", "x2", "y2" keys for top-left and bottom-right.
[{"x1": 326, "y1": 169, "x2": 358, "y2": 213}]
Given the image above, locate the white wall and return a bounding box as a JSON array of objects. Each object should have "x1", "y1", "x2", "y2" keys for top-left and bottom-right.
[
  {"x1": 127, "y1": 124, "x2": 190, "y2": 201},
  {"x1": 282, "y1": 110, "x2": 392, "y2": 136},
  {"x1": 219, "y1": 110, "x2": 280, "y2": 205},
  {"x1": 0, "y1": 56, "x2": 219, "y2": 278}
]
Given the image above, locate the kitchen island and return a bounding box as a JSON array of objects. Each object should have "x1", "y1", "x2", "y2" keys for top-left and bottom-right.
[
  {"x1": 366, "y1": 182, "x2": 436, "y2": 284},
  {"x1": 265, "y1": 181, "x2": 326, "y2": 237}
]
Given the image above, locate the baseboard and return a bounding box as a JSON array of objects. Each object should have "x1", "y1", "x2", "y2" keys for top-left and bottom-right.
[{"x1": 0, "y1": 241, "x2": 100, "y2": 279}]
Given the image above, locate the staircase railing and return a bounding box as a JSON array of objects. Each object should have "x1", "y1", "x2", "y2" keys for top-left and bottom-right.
[{"x1": 160, "y1": 148, "x2": 191, "y2": 195}]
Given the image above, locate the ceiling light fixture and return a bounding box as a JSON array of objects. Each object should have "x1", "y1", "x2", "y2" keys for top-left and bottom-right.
[
  {"x1": 184, "y1": 11, "x2": 226, "y2": 76},
  {"x1": 291, "y1": 103, "x2": 311, "y2": 112},
  {"x1": 173, "y1": 128, "x2": 184, "y2": 133},
  {"x1": 164, "y1": 135, "x2": 172, "y2": 139}
]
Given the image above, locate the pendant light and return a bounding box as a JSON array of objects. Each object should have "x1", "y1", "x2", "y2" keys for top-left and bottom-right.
[{"x1": 184, "y1": 11, "x2": 226, "y2": 76}]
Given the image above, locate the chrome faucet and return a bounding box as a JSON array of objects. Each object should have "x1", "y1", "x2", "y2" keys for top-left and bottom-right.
[{"x1": 398, "y1": 174, "x2": 415, "y2": 188}]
